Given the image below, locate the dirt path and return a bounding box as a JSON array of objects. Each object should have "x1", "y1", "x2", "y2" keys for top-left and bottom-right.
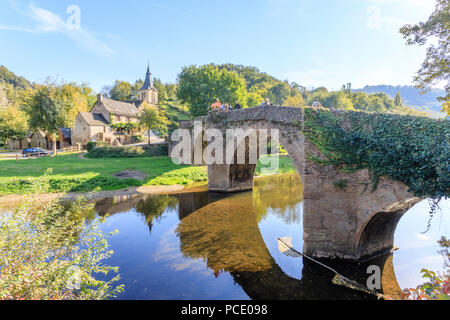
[{"x1": 78, "y1": 152, "x2": 89, "y2": 160}]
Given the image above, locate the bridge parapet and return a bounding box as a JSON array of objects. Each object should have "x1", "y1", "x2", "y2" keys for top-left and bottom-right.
[{"x1": 206, "y1": 106, "x2": 303, "y2": 126}]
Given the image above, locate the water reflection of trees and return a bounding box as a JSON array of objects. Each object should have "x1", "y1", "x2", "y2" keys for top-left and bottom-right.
[
  {"x1": 253, "y1": 173, "x2": 303, "y2": 224},
  {"x1": 135, "y1": 195, "x2": 178, "y2": 234}
]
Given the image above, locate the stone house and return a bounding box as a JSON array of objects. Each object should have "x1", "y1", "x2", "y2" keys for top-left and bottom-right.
[
  {"x1": 9, "y1": 128, "x2": 71, "y2": 150},
  {"x1": 8, "y1": 132, "x2": 32, "y2": 150},
  {"x1": 30, "y1": 130, "x2": 49, "y2": 149},
  {"x1": 72, "y1": 64, "x2": 158, "y2": 148}
]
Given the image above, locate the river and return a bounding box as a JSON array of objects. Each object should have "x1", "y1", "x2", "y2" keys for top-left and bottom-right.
[{"x1": 91, "y1": 173, "x2": 448, "y2": 300}]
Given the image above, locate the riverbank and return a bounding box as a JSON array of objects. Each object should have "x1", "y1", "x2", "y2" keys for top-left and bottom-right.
[
  {"x1": 0, "y1": 182, "x2": 211, "y2": 210},
  {"x1": 0, "y1": 172, "x2": 298, "y2": 210}
]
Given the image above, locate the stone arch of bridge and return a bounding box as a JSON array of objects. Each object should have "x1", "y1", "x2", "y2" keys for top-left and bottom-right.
[{"x1": 207, "y1": 119, "x2": 305, "y2": 193}]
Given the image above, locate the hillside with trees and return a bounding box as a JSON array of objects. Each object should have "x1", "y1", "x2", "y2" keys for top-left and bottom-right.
[
  {"x1": 177, "y1": 63, "x2": 429, "y2": 117},
  {"x1": 354, "y1": 85, "x2": 446, "y2": 117}
]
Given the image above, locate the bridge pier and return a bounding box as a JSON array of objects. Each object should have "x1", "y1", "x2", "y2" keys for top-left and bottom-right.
[{"x1": 208, "y1": 164, "x2": 256, "y2": 192}]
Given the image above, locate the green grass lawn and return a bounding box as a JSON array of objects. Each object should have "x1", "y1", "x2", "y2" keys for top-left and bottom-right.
[
  {"x1": 0, "y1": 153, "x2": 207, "y2": 195},
  {"x1": 0, "y1": 153, "x2": 297, "y2": 196}
]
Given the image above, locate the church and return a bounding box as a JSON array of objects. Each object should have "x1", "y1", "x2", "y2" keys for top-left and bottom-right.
[{"x1": 72, "y1": 64, "x2": 158, "y2": 148}]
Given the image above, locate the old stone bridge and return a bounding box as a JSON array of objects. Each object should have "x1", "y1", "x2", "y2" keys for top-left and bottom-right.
[{"x1": 170, "y1": 106, "x2": 421, "y2": 261}]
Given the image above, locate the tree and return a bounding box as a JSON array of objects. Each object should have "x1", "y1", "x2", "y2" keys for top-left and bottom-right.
[
  {"x1": 394, "y1": 91, "x2": 403, "y2": 106},
  {"x1": 341, "y1": 83, "x2": 352, "y2": 95},
  {"x1": 325, "y1": 91, "x2": 354, "y2": 110},
  {"x1": 165, "y1": 84, "x2": 177, "y2": 101},
  {"x1": 268, "y1": 82, "x2": 291, "y2": 105},
  {"x1": 283, "y1": 93, "x2": 305, "y2": 107},
  {"x1": 400, "y1": 0, "x2": 449, "y2": 115},
  {"x1": 22, "y1": 84, "x2": 74, "y2": 155},
  {"x1": 139, "y1": 103, "x2": 170, "y2": 145},
  {"x1": 109, "y1": 80, "x2": 133, "y2": 101},
  {"x1": 153, "y1": 78, "x2": 168, "y2": 102},
  {"x1": 0, "y1": 106, "x2": 28, "y2": 149},
  {"x1": 177, "y1": 64, "x2": 248, "y2": 116},
  {"x1": 131, "y1": 79, "x2": 144, "y2": 100}
]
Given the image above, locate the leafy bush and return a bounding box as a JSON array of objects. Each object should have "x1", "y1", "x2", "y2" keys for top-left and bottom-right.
[
  {"x1": 402, "y1": 237, "x2": 449, "y2": 300},
  {"x1": 86, "y1": 141, "x2": 108, "y2": 152},
  {"x1": 87, "y1": 144, "x2": 168, "y2": 158},
  {"x1": 132, "y1": 135, "x2": 144, "y2": 143},
  {"x1": 0, "y1": 173, "x2": 124, "y2": 299}
]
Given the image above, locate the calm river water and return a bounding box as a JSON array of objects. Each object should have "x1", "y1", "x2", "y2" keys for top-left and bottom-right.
[{"x1": 92, "y1": 173, "x2": 448, "y2": 300}]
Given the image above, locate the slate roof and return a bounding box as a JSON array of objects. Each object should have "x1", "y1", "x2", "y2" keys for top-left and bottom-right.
[
  {"x1": 79, "y1": 112, "x2": 109, "y2": 126},
  {"x1": 59, "y1": 127, "x2": 71, "y2": 139},
  {"x1": 100, "y1": 98, "x2": 140, "y2": 117}
]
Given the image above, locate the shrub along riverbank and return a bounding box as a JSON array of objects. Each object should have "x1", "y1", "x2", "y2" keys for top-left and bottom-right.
[{"x1": 86, "y1": 144, "x2": 168, "y2": 158}]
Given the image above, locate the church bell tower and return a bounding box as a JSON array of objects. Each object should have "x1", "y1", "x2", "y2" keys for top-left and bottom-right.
[{"x1": 138, "y1": 63, "x2": 158, "y2": 106}]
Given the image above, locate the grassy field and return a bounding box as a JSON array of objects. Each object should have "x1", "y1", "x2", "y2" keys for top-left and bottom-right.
[
  {"x1": 0, "y1": 153, "x2": 207, "y2": 195},
  {"x1": 0, "y1": 153, "x2": 297, "y2": 196}
]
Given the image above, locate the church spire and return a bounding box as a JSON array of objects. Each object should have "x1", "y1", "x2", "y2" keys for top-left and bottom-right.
[{"x1": 140, "y1": 62, "x2": 154, "y2": 90}]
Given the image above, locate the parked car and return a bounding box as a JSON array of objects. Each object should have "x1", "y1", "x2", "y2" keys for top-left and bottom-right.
[{"x1": 22, "y1": 148, "x2": 53, "y2": 158}]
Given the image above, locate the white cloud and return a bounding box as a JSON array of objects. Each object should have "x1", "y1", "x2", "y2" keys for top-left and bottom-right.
[
  {"x1": 151, "y1": 1, "x2": 190, "y2": 16},
  {"x1": 0, "y1": 3, "x2": 116, "y2": 57}
]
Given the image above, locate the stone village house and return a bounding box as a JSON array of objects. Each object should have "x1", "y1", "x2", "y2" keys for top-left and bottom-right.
[
  {"x1": 72, "y1": 65, "x2": 158, "y2": 148},
  {"x1": 8, "y1": 128, "x2": 71, "y2": 150}
]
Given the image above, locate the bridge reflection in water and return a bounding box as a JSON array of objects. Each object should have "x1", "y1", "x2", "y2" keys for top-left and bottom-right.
[{"x1": 93, "y1": 174, "x2": 403, "y2": 300}]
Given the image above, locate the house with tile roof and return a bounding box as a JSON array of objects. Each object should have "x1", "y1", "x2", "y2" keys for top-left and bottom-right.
[{"x1": 72, "y1": 64, "x2": 158, "y2": 148}]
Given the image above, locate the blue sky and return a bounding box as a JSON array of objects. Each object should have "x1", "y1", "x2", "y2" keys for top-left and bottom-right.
[{"x1": 0, "y1": 0, "x2": 438, "y2": 92}]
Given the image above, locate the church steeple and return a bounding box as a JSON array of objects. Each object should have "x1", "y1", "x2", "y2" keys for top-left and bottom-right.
[
  {"x1": 140, "y1": 63, "x2": 154, "y2": 90},
  {"x1": 138, "y1": 63, "x2": 158, "y2": 106}
]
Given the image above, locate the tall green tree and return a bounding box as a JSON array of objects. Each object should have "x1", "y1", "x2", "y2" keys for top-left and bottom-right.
[
  {"x1": 139, "y1": 103, "x2": 170, "y2": 145},
  {"x1": 22, "y1": 85, "x2": 74, "y2": 154},
  {"x1": 177, "y1": 64, "x2": 248, "y2": 116},
  {"x1": 394, "y1": 91, "x2": 403, "y2": 106},
  {"x1": 400, "y1": 0, "x2": 449, "y2": 115},
  {"x1": 109, "y1": 80, "x2": 133, "y2": 101},
  {"x1": 268, "y1": 82, "x2": 291, "y2": 105},
  {"x1": 153, "y1": 78, "x2": 168, "y2": 102},
  {"x1": 0, "y1": 106, "x2": 28, "y2": 149}
]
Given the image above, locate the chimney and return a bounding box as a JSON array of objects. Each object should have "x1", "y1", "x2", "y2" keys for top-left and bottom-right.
[{"x1": 97, "y1": 93, "x2": 103, "y2": 102}]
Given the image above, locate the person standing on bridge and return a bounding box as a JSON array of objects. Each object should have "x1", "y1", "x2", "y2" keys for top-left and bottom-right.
[
  {"x1": 234, "y1": 101, "x2": 241, "y2": 109},
  {"x1": 210, "y1": 98, "x2": 222, "y2": 111}
]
